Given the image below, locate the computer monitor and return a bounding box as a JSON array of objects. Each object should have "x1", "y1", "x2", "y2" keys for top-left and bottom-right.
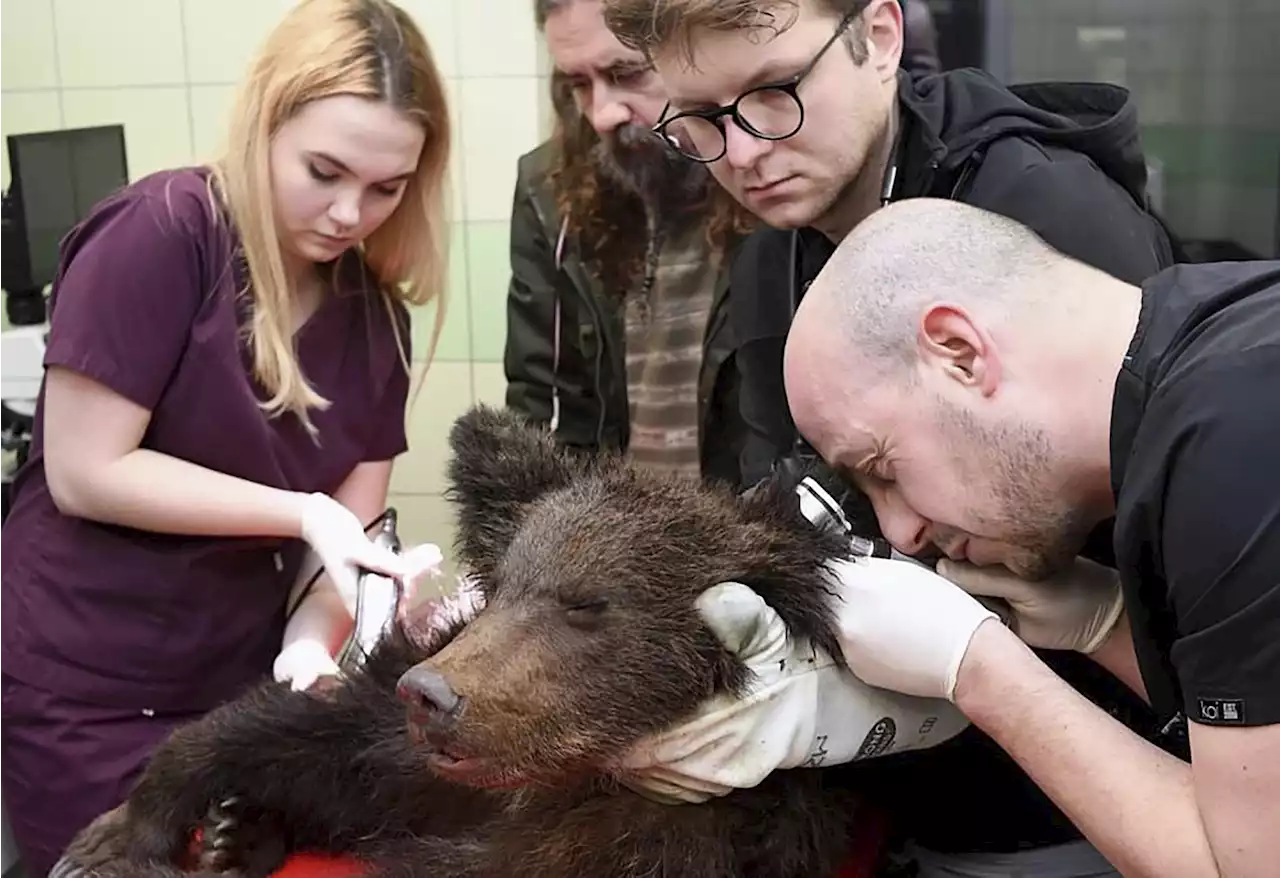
[{"x1": 2, "y1": 124, "x2": 129, "y2": 324}]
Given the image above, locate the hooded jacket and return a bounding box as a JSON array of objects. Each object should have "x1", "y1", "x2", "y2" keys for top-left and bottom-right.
[
  {"x1": 503, "y1": 140, "x2": 749, "y2": 486},
  {"x1": 729, "y1": 68, "x2": 1182, "y2": 855}
]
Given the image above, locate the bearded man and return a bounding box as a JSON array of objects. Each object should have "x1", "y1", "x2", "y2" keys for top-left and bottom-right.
[{"x1": 502, "y1": 0, "x2": 756, "y2": 483}]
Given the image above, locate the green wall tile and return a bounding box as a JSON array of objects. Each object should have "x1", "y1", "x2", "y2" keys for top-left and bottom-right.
[
  {"x1": 464, "y1": 220, "x2": 512, "y2": 363},
  {"x1": 393, "y1": 361, "x2": 476, "y2": 495},
  {"x1": 411, "y1": 224, "x2": 471, "y2": 362},
  {"x1": 1141, "y1": 125, "x2": 1280, "y2": 187}
]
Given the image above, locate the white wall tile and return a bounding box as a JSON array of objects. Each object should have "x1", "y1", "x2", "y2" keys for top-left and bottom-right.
[
  {"x1": 458, "y1": 76, "x2": 542, "y2": 221},
  {"x1": 61, "y1": 88, "x2": 194, "y2": 181},
  {"x1": 472, "y1": 362, "x2": 508, "y2": 408},
  {"x1": 0, "y1": 92, "x2": 65, "y2": 188},
  {"x1": 180, "y1": 0, "x2": 295, "y2": 85},
  {"x1": 189, "y1": 84, "x2": 237, "y2": 162},
  {"x1": 397, "y1": 0, "x2": 461, "y2": 80},
  {"x1": 536, "y1": 30, "x2": 552, "y2": 77},
  {"x1": 1, "y1": 0, "x2": 60, "y2": 90},
  {"x1": 456, "y1": 0, "x2": 539, "y2": 77},
  {"x1": 54, "y1": 0, "x2": 186, "y2": 88},
  {"x1": 537, "y1": 75, "x2": 556, "y2": 142},
  {"x1": 387, "y1": 493, "x2": 463, "y2": 588},
  {"x1": 390, "y1": 361, "x2": 475, "y2": 495},
  {"x1": 445, "y1": 78, "x2": 466, "y2": 223}
]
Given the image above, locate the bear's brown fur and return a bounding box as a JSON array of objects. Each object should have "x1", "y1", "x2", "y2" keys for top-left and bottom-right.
[{"x1": 55, "y1": 404, "x2": 875, "y2": 878}]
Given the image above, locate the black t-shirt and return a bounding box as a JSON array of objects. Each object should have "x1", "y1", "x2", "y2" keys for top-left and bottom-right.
[{"x1": 1111, "y1": 260, "x2": 1280, "y2": 732}]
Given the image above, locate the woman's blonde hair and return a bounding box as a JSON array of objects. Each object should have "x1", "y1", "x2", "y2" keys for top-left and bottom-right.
[{"x1": 210, "y1": 0, "x2": 450, "y2": 433}]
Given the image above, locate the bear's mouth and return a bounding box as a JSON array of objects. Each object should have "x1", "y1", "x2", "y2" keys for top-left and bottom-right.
[
  {"x1": 406, "y1": 718, "x2": 527, "y2": 789},
  {"x1": 423, "y1": 752, "x2": 530, "y2": 789}
]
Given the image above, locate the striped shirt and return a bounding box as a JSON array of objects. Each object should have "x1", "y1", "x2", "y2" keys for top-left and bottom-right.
[{"x1": 623, "y1": 221, "x2": 721, "y2": 476}]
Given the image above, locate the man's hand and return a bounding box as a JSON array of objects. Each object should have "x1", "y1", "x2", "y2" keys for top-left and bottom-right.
[
  {"x1": 826, "y1": 557, "x2": 999, "y2": 700},
  {"x1": 620, "y1": 580, "x2": 971, "y2": 804},
  {"x1": 936, "y1": 555, "x2": 1124, "y2": 654}
]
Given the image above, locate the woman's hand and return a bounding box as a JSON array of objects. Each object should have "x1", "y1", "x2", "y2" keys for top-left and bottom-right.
[
  {"x1": 297, "y1": 492, "x2": 420, "y2": 616},
  {"x1": 272, "y1": 639, "x2": 342, "y2": 692},
  {"x1": 394, "y1": 543, "x2": 446, "y2": 615}
]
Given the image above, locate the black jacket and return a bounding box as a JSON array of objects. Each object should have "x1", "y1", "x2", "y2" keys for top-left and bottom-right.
[
  {"x1": 503, "y1": 141, "x2": 748, "y2": 486},
  {"x1": 730, "y1": 68, "x2": 1182, "y2": 854}
]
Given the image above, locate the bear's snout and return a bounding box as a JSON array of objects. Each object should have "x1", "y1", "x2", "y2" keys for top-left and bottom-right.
[{"x1": 397, "y1": 666, "x2": 462, "y2": 723}]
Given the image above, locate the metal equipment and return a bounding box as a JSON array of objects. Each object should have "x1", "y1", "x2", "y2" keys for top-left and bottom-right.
[{"x1": 336, "y1": 509, "x2": 405, "y2": 671}]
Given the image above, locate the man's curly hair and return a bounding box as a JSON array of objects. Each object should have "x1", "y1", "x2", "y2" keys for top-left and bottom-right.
[{"x1": 542, "y1": 60, "x2": 756, "y2": 298}]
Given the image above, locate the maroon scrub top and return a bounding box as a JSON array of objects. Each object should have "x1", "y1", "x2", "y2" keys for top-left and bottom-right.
[{"x1": 0, "y1": 167, "x2": 413, "y2": 713}]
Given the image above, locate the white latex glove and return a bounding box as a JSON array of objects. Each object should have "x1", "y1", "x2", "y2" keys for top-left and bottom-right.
[
  {"x1": 394, "y1": 543, "x2": 447, "y2": 619},
  {"x1": 620, "y1": 581, "x2": 971, "y2": 805},
  {"x1": 272, "y1": 639, "x2": 341, "y2": 691},
  {"x1": 297, "y1": 494, "x2": 416, "y2": 617},
  {"x1": 936, "y1": 555, "x2": 1124, "y2": 654},
  {"x1": 826, "y1": 557, "x2": 999, "y2": 701},
  {"x1": 413, "y1": 574, "x2": 487, "y2": 635}
]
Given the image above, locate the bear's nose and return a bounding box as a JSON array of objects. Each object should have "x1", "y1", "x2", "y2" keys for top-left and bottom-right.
[{"x1": 396, "y1": 666, "x2": 461, "y2": 717}]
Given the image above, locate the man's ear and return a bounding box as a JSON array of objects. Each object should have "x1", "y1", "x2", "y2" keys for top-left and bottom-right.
[
  {"x1": 444, "y1": 405, "x2": 586, "y2": 585},
  {"x1": 917, "y1": 303, "x2": 1001, "y2": 397},
  {"x1": 865, "y1": 0, "x2": 905, "y2": 80}
]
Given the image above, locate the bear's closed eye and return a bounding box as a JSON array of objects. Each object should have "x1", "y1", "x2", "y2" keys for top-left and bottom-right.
[{"x1": 562, "y1": 598, "x2": 610, "y2": 629}]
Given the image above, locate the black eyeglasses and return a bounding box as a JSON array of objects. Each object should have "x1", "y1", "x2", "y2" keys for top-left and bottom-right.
[{"x1": 652, "y1": 11, "x2": 858, "y2": 163}]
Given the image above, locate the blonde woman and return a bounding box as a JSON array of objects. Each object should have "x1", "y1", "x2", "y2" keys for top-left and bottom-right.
[{"x1": 0, "y1": 1, "x2": 451, "y2": 871}]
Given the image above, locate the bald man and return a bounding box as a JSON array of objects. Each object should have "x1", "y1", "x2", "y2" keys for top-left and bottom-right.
[{"x1": 623, "y1": 199, "x2": 1280, "y2": 878}]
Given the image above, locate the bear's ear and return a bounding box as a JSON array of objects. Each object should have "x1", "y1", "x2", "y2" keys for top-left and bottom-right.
[
  {"x1": 729, "y1": 458, "x2": 865, "y2": 663},
  {"x1": 444, "y1": 405, "x2": 586, "y2": 582}
]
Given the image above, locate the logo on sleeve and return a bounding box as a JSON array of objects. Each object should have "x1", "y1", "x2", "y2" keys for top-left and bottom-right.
[
  {"x1": 853, "y1": 717, "x2": 897, "y2": 760},
  {"x1": 1197, "y1": 698, "x2": 1245, "y2": 724}
]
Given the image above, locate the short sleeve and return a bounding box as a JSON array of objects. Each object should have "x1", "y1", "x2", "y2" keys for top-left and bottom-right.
[
  {"x1": 43, "y1": 181, "x2": 206, "y2": 411},
  {"x1": 363, "y1": 301, "x2": 412, "y2": 461},
  {"x1": 1158, "y1": 351, "x2": 1280, "y2": 727}
]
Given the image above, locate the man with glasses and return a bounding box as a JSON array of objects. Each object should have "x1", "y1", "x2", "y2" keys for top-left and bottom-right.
[{"x1": 602, "y1": 0, "x2": 1183, "y2": 875}]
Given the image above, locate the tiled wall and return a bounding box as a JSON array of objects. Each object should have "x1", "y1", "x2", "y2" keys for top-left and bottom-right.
[
  {"x1": 1, "y1": 0, "x2": 557, "y2": 589},
  {"x1": 999, "y1": 0, "x2": 1280, "y2": 258}
]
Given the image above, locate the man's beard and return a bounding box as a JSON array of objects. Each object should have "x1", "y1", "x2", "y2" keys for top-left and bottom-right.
[
  {"x1": 590, "y1": 123, "x2": 710, "y2": 222},
  {"x1": 938, "y1": 400, "x2": 1094, "y2": 581}
]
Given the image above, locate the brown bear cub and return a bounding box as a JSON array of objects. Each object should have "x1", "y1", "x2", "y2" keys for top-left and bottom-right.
[{"x1": 56, "y1": 404, "x2": 873, "y2": 878}]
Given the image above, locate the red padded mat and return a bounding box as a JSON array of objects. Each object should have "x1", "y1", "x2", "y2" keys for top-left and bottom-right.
[
  {"x1": 203, "y1": 802, "x2": 891, "y2": 877},
  {"x1": 268, "y1": 853, "x2": 368, "y2": 877}
]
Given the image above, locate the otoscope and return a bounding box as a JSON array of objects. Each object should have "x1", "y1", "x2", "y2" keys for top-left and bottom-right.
[{"x1": 793, "y1": 475, "x2": 934, "y2": 569}]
